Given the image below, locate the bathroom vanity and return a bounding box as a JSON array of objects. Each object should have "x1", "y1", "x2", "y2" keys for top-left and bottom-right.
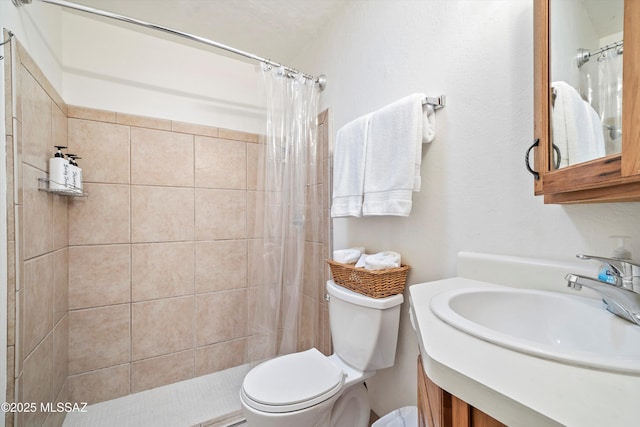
[
  {"x1": 417, "y1": 356, "x2": 504, "y2": 427},
  {"x1": 410, "y1": 252, "x2": 640, "y2": 427}
]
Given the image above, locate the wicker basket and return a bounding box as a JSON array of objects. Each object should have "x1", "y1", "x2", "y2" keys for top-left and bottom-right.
[{"x1": 327, "y1": 260, "x2": 410, "y2": 298}]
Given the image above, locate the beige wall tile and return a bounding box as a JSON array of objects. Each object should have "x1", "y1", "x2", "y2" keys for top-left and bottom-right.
[
  {"x1": 67, "y1": 118, "x2": 130, "y2": 184},
  {"x1": 131, "y1": 186, "x2": 194, "y2": 243},
  {"x1": 16, "y1": 288, "x2": 23, "y2": 377},
  {"x1": 53, "y1": 315, "x2": 68, "y2": 401},
  {"x1": 196, "y1": 290, "x2": 247, "y2": 346},
  {"x1": 6, "y1": 346, "x2": 15, "y2": 414},
  {"x1": 131, "y1": 296, "x2": 194, "y2": 360},
  {"x1": 132, "y1": 242, "x2": 194, "y2": 301},
  {"x1": 116, "y1": 113, "x2": 171, "y2": 130},
  {"x1": 7, "y1": 242, "x2": 15, "y2": 348},
  {"x1": 23, "y1": 165, "x2": 53, "y2": 259},
  {"x1": 195, "y1": 189, "x2": 246, "y2": 240},
  {"x1": 246, "y1": 239, "x2": 270, "y2": 288},
  {"x1": 218, "y1": 128, "x2": 258, "y2": 143},
  {"x1": 303, "y1": 242, "x2": 323, "y2": 300},
  {"x1": 69, "y1": 245, "x2": 131, "y2": 310},
  {"x1": 195, "y1": 240, "x2": 247, "y2": 293},
  {"x1": 297, "y1": 295, "x2": 317, "y2": 352},
  {"x1": 131, "y1": 350, "x2": 194, "y2": 393},
  {"x1": 131, "y1": 128, "x2": 194, "y2": 186},
  {"x1": 13, "y1": 118, "x2": 23, "y2": 207},
  {"x1": 246, "y1": 143, "x2": 264, "y2": 191},
  {"x1": 68, "y1": 183, "x2": 130, "y2": 245},
  {"x1": 195, "y1": 136, "x2": 246, "y2": 189},
  {"x1": 52, "y1": 195, "x2": 68, "y2": 251},
  {"x1": 172, "y1": 121, "x2": 218, "y2": 137},
  {"x1": 68, "y1": 364, "x2": 130, "y2": 405},
  {"x1": 305, "y1": 186, "x2": 324, "y2": 243},
  {"x1": 53, "y1": 248, "x2": 68, "y2": 323},
  {"x1": 22, "y1": 333, "x2": 53, "y2": 427},
  {"x1": 68, "y1": 304, "x2": 130, "y2": 375},
  {"x1": 24, "y1": 254, "x2": 53, "y2": 356},
  {"x1": 21, "y1": 67, "x2": 51, "y2": 172},
  {"x1": 67, "y1": 106, "x2": 116, "y2": 123},
  {"x1": 52, "y1": 103, "x2": 67, "y2": 156},
  {"x1": 195, "y1": 338, "x2": 246, "y2": 376},
  {"x1": 44, "y1": 382, "x2": 68, "y2": 427},
  {"x1": 246, "y1": 191, "x2": 264, "y2": 239},
  {"x1": 15, "y1": 44, "x2": 64, "y2": 114}
]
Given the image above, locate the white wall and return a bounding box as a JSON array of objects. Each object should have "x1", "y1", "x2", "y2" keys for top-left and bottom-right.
[
  {"x1": 2, "y1": 0, "x2": 265, "y2": 134},
  {"x1": 61, "y1": 10, "x2": 266, "y2": 134},
  {"x1": 294, "y1": 0, "x2": 640, "y2": 416},
  {"x1": 550, "y1": 0, "x2": 599, "y2": 87}
]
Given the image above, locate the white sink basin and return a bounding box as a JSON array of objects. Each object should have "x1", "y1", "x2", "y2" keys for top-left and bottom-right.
[{"x1": 430, "y1": 287, "x2": 640, "y2": 374}]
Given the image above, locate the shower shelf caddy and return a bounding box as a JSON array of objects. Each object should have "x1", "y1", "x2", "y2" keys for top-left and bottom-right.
[{"x1": 38, "y1": 178, "x2": 88, "y2": 197}]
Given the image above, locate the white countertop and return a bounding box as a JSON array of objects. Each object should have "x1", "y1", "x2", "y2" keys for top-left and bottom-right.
[{"x1": 409, "y1": 276, "x2": 639, "y2": 427}]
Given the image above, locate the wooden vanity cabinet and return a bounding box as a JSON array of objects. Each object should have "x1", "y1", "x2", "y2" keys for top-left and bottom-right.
[
  {"x1": 417, "y1": 357, "x2": 506, "y2": 427},
  {"x1": 532, "y1": 0, "x2": 640, "y2": 203}
]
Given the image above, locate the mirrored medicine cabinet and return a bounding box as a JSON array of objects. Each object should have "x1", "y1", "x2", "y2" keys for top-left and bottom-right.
[{"x1": 531, "y1": 0, "x2": 640, "y2": 203}]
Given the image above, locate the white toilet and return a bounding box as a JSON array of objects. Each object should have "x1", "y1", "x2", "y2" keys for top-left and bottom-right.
[{"x1": 240, "y1": 280, "x2": 404, "y2": 427}]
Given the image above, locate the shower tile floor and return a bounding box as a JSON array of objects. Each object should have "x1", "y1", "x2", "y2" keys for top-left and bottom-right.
[{"x1": 63, "y1": 364, "x2": 250, "y2": 427}]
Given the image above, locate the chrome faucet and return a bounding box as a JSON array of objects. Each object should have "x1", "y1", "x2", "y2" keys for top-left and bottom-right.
[{"x1": 566, "y1": 254, "x2": 640, "y2": 326}]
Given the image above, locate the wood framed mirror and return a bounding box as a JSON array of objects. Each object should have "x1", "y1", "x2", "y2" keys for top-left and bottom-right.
[{"x1": 532, "y1": 0, "x2": 640, "y2": 203}]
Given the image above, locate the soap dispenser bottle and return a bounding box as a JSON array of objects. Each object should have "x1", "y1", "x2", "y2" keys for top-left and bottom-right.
[
  {"x1": 67, "y1": 154, "x2": 82, "y2": 194},
  {"x1": 48, "y1": 145, "x2": 69, "y2": 191},
  {"x1": 598, "y1": 236, "x2": 632, "y2": 284}
]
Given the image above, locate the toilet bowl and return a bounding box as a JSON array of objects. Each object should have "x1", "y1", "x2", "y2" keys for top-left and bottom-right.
[{"x1": 240, "y1": 280, "x2": 404, "y2": 427}]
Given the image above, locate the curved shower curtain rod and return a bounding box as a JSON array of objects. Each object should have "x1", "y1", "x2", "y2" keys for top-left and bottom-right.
[{"x1": 11, "y1": 0, "x2": 327, "y2": 90}]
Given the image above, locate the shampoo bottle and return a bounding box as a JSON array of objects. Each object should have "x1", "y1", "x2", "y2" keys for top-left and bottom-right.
[
  {"x1": 48, "y1": 146, "x2": 69, "y2": 191},
  {"x1": 598, "y1": 236, "x2": 632, "y2": 284},
  {"x1": 67, "y1": 154, "x2": 82, "y2": 194}
]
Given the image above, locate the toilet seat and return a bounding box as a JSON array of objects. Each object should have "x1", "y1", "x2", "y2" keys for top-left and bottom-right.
[{"x1": 241, "y1": 348, "x2": 345, "y2": 413}]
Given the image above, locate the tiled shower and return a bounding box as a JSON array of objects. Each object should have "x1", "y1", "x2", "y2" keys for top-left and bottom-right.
[{"x1": 4, "y1": 37, "x2": 332, "y2": 427}]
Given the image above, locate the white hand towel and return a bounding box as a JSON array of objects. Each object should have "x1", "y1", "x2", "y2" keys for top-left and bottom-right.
[
  {"x1": 363, "y1": 93, "x2": 425, "y2": 216},
  {"x1": 423, "y1": 105, "x2": 436, "y2": 144},
  {"x1": 331, "y1": 114, "x2": 371, "y2": 217},
  {"x1": 551, "y1": 81, "x2": 605, "y2": 167},
  {"x1": 364, "y1": 251, "x2": 402, "y2": 270},
  {"x1": 333, "y1": 247, "x2": 364, "y2": 264},
  {"x1": 551, "y1": 82, "x2": 572, "y2": 168}
]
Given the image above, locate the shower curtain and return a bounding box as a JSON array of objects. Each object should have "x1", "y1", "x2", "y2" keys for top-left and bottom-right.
[
  {"x1": 580, "y1": 48, "x2": 623, "y2": 155},
  {"x1": 247, "y1": 65, "x2": 320, "y2": 364}
]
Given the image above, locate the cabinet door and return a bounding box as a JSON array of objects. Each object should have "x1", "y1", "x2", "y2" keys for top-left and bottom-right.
[
  {"x1": 417, "y1": 356, "x2": 506, "y2": 427},
  {"x1": 532, "y1": 0, "x2": 640, "y2": 203},
  {"x1": 418, "y1": 356, "x2": 450, "y2": 427}
]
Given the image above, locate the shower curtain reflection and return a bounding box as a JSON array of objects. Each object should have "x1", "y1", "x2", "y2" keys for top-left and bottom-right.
[
  {"x1": 248, "y1": 65, "x2": 320, "y2": 364},
  {"x1": 580, "y1": 48, "x2": 623, "y2": 155}
]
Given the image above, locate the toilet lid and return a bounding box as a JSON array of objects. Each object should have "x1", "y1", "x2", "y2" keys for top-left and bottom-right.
[{"x1": 241, "y1": 348, "x2": 345, "y2": 413}]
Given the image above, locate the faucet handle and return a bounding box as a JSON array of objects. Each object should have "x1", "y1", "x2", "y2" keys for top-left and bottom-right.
[
  {"x1": 576, "y1": 254, "x2": 640, "y2": 291},
  {"x1": 576, "y1": 254, "x2": 627, "y2": 277}
]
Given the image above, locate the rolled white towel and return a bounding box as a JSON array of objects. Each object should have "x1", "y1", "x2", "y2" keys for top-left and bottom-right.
[
  {"x1": 364, "y1": 251, "x2": 402, "y2": 270},
  {"x1": 333, "y1": 247, "x2": 364, "y2": 264},
  {"x1": 355, "y1": 253, "x2": 369, "y2": 268}
]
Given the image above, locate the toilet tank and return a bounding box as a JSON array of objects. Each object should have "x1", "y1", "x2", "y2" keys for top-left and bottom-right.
[{"x1": 326, "y1": 280, "x2": 404, "y2": 371}]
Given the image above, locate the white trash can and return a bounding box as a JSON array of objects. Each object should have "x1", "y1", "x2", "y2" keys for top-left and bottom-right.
[{"x1": 372, "y1": 406, "x2": 419, "y2": 427}]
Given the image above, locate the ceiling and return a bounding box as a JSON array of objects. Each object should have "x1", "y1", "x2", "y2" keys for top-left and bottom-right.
[
  {"x1": 66, "y1": 0, "x2": 352, "y2": 64},
  {"x1": 581, "y1": 0, "x2": 624, "y2": 38}
]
